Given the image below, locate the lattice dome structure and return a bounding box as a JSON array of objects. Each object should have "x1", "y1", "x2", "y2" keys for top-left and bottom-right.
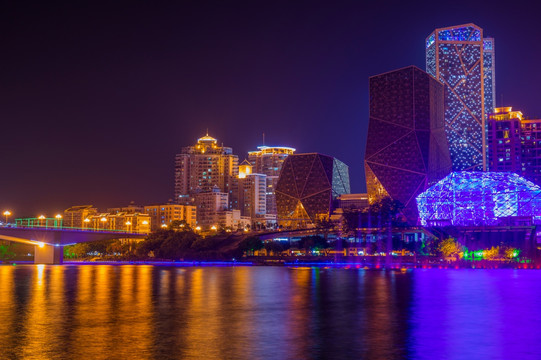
[
  {"x1": 365, "y1": 66, "x2": 452, "y2": 223},
  {"x1": 276, "y1": 153, "x2": 350, "y2": 227},
  {"x1": 416, "y1": 172, "x2": 541, "y2": 227},
  {"x1": 426, "y1": 23, "x2": 495, "y2": 171}
]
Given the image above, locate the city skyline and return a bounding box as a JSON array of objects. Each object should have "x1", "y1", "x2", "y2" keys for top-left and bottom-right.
[{"x1": 2, "y1": 1, "x2": 541, "y2": 216}]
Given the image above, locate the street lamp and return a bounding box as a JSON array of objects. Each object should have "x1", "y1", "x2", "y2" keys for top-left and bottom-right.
[
  {"x1": 3, "y1": 210, "x2": 11, "y2": 225},
  {"x1": 100, "y1": 217, "x2": 107, "y2": 230},
  {"x1": 195, "y1": 226, "x2": 201, "y2": 232},
  {"x1": 161, "y1": 223, "x2": 168, "y2": 228},
  {"x1": 38, "y1": 215, "x2": 46, "y2": 228},
  {"x1": 211, "y1": 225, "x2": 217, "y2": 231},
  {"x1": 55, "y1": 214, "x2": 62, "y2": 229}
]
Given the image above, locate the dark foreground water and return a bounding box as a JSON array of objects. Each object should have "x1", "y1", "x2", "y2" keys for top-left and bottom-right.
[{"x1": 1, "y1": 265, "x2": 540, "y2": 360}]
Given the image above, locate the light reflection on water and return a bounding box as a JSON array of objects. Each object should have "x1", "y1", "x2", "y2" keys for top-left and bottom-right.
[{"x1": 0, "y1": 265, "x2": 540, "y2": 359}]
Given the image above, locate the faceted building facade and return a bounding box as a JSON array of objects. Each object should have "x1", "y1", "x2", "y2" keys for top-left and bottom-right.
[
  {"x1": 275, "y1": 153, "x2": 350, "y2": 228},
  {"x1": 426, "y1": 23, "x2": 496, "y2": 171},
  {"x1": 416, "y1": 172, "x2": 541, "y2": 227},
  {"x1": 365, "y1": 66, "x2": 452, "y2": 223}
]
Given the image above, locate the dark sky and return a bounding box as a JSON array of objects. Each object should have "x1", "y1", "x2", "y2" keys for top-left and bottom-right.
[{"x1": 1, "y1": 0, "x2": 540, "y2": 217}]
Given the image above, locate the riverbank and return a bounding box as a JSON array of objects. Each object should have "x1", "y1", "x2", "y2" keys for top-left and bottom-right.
[{"x1": 3, "y1": 258, "x2": 538, "y2": 269}]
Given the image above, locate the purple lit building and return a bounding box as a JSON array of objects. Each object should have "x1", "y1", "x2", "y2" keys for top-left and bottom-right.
[
  {"x1": 416, "y1": 172, "x2": 541, "y2": 227},
  {"x1": 365, "y1": 66, "x2": 452, "y2": 223},
  {"x1": 416, "y1": 171, "x2": 541, "y2": 254}
]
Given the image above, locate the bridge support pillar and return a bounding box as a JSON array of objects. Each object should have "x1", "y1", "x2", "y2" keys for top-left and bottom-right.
[{"x1": 35, "y1": 244, "x2": 63, "y2": 264}]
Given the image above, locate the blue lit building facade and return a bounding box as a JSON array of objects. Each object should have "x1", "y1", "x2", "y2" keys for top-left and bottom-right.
[
  {"x1": 483, "y1": 38, "x2": 496, "y2": 117},
  {"x1": 365, "y1": 66, "x2": 452, "y2": 223},
  {"x1": 416, "y1": 172, "x2": 541, "y2": 227},
  {"x1": 426, "y1": 24, "x2": 496, "y2": 171}
]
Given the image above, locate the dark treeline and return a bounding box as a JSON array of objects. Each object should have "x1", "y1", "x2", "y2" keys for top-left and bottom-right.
[{"x1": 63, "y1": 229, "x2": 266, "y2": 261}]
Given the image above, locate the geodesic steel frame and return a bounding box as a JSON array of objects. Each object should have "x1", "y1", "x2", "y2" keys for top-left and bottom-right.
[
  {"x1": 416, "y1": 172, "x2": 541, "y2": 226},
  {"x1": 275, "y1": 153, "x2": 350, "y2": 226}
]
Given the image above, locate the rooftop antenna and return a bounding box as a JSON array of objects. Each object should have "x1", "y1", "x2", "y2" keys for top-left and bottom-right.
[
  {"x1": 206, "y1": 128, "x2": 209, "y2": 136},
  {"x1": 262, "y1": 132, "x2": 265, "y2": 146}
]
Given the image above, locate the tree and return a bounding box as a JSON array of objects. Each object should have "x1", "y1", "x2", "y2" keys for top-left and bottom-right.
[
  {"x1": 169, "y1": 220, "x2": 191, "y2": 231},
  {"x1": 438, "y1": 238, "x2": 462, "y2": 259},
  {"x1": 136, "y1": 229, "x2": 199, "y2": 259},
  {"x1": 315, "y1": 217, "x2": 335, "y2": 240},
  {"x1": 238, "y1": 236, "x2": 263, "y2": 256},
  {"x1": 264, "y1": 241, "x2": 288, "y2": 255},
  {"x1": 342, "y1": 210, "x2": 360, "y2": 241},
  {"x1": 0, "y1": 243, "x2": 15, "y2": 261},
  {"x1": 504, "y1": 247, "x2": 520, "y2": 259}
]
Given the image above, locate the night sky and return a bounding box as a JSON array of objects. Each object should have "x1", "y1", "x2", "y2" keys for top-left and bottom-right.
[{"x1": 1, "y1": 0, "x2": 540, "y2": 216}]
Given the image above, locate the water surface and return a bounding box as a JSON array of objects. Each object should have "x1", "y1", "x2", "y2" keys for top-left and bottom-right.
[{"x1": 0, "y1": 265, "x2": 539, "y2": 359}]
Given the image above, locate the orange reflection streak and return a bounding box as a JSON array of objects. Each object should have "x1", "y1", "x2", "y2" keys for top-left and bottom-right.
[
  {"x1": 284, "y1": 268, "x2": 312, "y2": 359},
  {"x1": 183, "y1": 268, "x2": 222, "y2": 359},
  {"x1": 125, "y1": 265, "x2": 153, "y2": 358},
  {"x1": 20, "y1": 265, "x2": 61, "y2": 358},
  {"x1": 0, "y1": 266, "x2": 15, "y2": 358},
  {"x1": 71, "y1": 265, "x2": 111, "y2": 359},
  {"x1": 217, "y1": 267, "x2": 255, "y2": 358}
]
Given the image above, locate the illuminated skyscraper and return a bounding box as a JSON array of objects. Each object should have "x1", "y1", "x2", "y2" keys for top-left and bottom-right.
[
  {"x1": 247, "y1": 146, "x2": 295, "y2": 214},
  {"x1": 365, "y1": 66, "x2": 452, "y2": 222},
  {"x1": 174, "y1": 133, "x2": 238, "y2": 207},
  {"x1": 483, "y1": 38, "x2": 496, "y2": 116},
  {"x1": 488, "y1": 107, "x2": 522, "y2": 173},
  {"x1": 426, "y1": 23, "x2": 496, "y2": 171},
  {"x1": 488, "y1": 107, "x2": 541, "y2": 185}
]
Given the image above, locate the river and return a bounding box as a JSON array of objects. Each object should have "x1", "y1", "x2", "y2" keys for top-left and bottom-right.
[{"x1": 0, "y1": 265, "x2": 539, "y2": 359}]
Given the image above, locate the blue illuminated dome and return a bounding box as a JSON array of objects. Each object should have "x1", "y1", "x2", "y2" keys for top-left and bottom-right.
[{"x1": 416, "y1": 172, "x2": 541, "y2": 226}]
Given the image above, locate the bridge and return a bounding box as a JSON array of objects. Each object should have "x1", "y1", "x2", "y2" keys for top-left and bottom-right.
[
  {"x1": 259, "y1": 227, "x2": 435, "y2": 242},
  {"x1": 0, "y1": 226, "x2": 147, "y2": 264}
]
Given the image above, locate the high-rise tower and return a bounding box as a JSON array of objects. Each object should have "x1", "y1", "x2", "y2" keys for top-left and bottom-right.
[
  {"x1": 426, "y1": 23, "x2": 495, "y2": 171},
  {"x1": 247, "y1": 146, "x2": 295, "y2": 214},
  {"x1": 483, "y1": 38, "x2": 496, "y2": 117},
  {"x1": 174, "y1": 134, "x2": 238, "y2": 207}
]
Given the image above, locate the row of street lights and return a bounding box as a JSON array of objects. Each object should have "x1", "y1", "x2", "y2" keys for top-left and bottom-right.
[{"x1": 2, "y1": 211, "x2": 64, "y2": 227}]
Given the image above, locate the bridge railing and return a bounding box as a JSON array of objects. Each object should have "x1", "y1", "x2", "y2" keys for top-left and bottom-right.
[{"x1": 1, "y1": 223, "x2": 148, "y2": 235}]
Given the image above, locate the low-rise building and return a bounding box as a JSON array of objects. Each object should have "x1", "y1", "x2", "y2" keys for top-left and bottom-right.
[
  {"x1": 107, "y1": 203, "x2": 145, "y2": 214},
  {"x1": 144, "y1": 204, "x2": 197, "y2": 231},
  {"x1": 83, "y1": 212, "x2": 151, "y2": 234},
  {"x1": 63, "y1": 205, "x2": 98, "y2": 228},
  {"x1": 194, "y1": 186, "x2": 229, "y2": 226},
  {"x1": 198, "y1": 209, "x2": 251, "y2": 231},
  {"x1": 336, "y1": 193, "x2": 369, "y2": 210}
]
